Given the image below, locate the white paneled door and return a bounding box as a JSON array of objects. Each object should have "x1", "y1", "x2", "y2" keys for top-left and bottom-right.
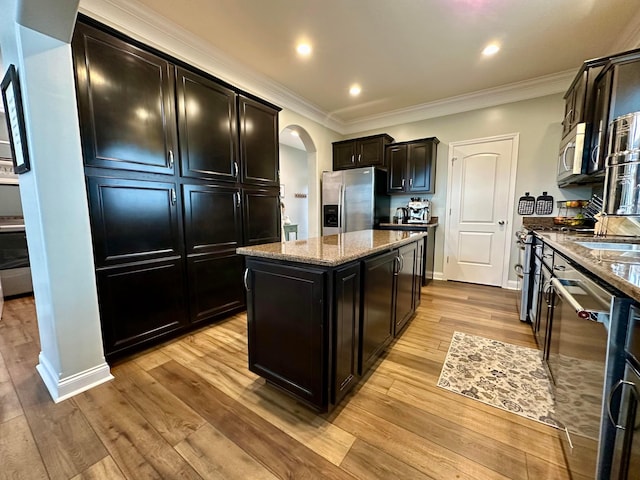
[{"x1": 445, "y1": 135, "x2": 518, "y2": 286}]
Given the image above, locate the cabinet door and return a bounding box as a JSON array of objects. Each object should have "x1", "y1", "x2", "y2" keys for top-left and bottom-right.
[
  {"x1": 387, "y1": 144, "x2": 407, "y2": 193},
  {"x1": 72, "y1": 23, "x2": 177, "y2": 175},
  {"x1": 246, "y1": 259, "x2": 326, "y2": 409},
  {"x1": 361, "y1": 250, "x2": 396, "y2": 374},
  {"x1": 407, "y1": 141, "x2": 435, "y2": 193},
  {"x1": 357, "y1": 136, "x2": 386, "y2": 168},
  {"x1": 333, "y1": 141, "x2": 356, "y2": 170},
  {"x1": 86, "y1": 176, "x2": 182, "y2": 267},
  {"x1": 187, "y1": 252, "x2": 245, "y2": 324},
  {"x1": 394, "y1": 242, "x2": 417, "y2": 335},
  {"x1": 588, "y1": 70, "x2": 613, "y2": 176},
  {"x1": 242, "y1": 187, "x2": 281, "y2": 245},
  {"x1": 333, "y1": 262, "x2": 360, "y2": 405},
  {"x1": 97, "y1": 258, "x2": 188, "y2": 359},
  {"x1": 238, "y1": 96, "x2": 279, "y2": 186},
  {"x1": 176, "y1": 68, "x2": 238, "y2": 181},
  {"x1": 571, "y1": 71, "x2": 587, "y2": 129},
  {"x1": 182, "y1": 184, "x2": 242, "y2": 255}
]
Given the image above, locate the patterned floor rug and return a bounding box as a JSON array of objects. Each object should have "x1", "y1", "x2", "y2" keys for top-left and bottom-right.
[{"x1": 437, "y1": 331, "x2": 563, "y2": 430}]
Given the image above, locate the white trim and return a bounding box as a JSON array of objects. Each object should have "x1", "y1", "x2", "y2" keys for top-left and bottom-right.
[
  {"x1": 433, "y1": 271, "x2": 445, "y2": 281},
  {"x1": 444, "y1": 133, "x2": 520, "y2": 289},
  {"x1": 611, "y1": 8, "x2": 640, "y2": 52},
  {"x1": 505, "y1": 280, "x2": 519, "y2": 291},
  {"x1": 37, "y1": 352, "x2": 113, "y2": 403},
  {"x1": 79, "y1": 0, "x2": 574, "y2": 135}
]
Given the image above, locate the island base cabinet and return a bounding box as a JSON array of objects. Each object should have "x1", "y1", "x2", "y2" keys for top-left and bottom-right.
[
  {"x1": 246, "y1": 259, "x2": 327, "y2": 410},
  {"x1": 360, "y1": 250, "x2": 396, "y2": 374},
  {"x1": 96, "y1": 259, "x2": 189, "y2": 360},
  {"x1": 395, "y1": 241, "x2": 417, "y2": 336},
  {"x1": 333, "y1": 262, "x2": 361, "y2": 405}
]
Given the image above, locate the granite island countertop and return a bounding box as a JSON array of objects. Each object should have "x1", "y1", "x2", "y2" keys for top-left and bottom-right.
[
  {"x1": 236, "y1": 229, "x2": 427, "y2": 267},
  {"x1": 536, "y1": 232, "x2": 640, "y2": 301}
]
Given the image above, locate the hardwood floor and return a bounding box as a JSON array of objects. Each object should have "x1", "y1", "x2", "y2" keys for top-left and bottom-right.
[{"x1": 0, "y1": 281, "x2": 580, "y2": 480}]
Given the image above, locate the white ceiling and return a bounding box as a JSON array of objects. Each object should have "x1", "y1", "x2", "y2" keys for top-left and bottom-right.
[{"x1": 117, "y1": 0, "x2": 640, "y2": 131}]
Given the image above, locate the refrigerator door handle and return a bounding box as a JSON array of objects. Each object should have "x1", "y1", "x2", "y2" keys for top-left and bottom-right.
[{"x1": 340, "y1": 184, "x2": 346, "y2": 233}]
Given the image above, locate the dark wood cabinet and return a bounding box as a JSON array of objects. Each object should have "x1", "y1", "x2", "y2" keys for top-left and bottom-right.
[
  {"x1": 562, "y1": 70, "x2": 588, "y2": 139},
  {"x1": 246, "y1": 259, "x2": 327, "y2": 409},
  {"x1": 242, "y1": 187, "x2": 281, "y2": 245},
  {"x1": 182, "y1": 183, "x2": 245, "y2": 323},
  {"x1": 239, "y1": 95, "x2": 280, "y2": 186},
  {"x1": 176, "y1": 68, "x2": 238, "y2": 181},
  {"x1": 361, "y1": 250, "x2": 396, "y2": 374},
  {"x1": 386, "y1": 138, "x2": 438, "y2": 194},
  {"x1": 332, "y1": 134, "x2": 394, "y2": 171},
  {"x1": 394, "y1": 241, "x2": 417, "y2": 335},
  {"x1": 333, "y1": 262, "x2": 361, "y2": 405},
  {"x1": 414, "y1": 238, "x2": 424, "y2": 306},
  {"x1": 589, "y1": 53, "x2": 640, "y2": 178},
  {"x1": 73, "y1": 17, "x2": 281, "y2": 359},
  {"x1": 97, "y1": 258, "x2": 188, "y2": 357},
  {"x1": 86, "y1": 176, "x2": 182, "y2": 267},
  {"x1": 72, "y1": 23, "x2": 177, "y2": 175}
]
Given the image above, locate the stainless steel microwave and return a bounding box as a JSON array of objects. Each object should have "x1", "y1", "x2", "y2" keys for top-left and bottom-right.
[{"x1": 557, "y1": 123, "x2": 587, "y2": 186}]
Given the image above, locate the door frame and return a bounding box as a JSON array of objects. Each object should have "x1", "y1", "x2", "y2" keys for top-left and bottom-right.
[{"x1": 444, "y1": 133, "x2": 520, "y2": 288}]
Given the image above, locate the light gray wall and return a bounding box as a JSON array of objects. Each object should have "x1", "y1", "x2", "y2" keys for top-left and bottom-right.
[
  {"x1": 279, "y1": 144, "x2": 309, "y2": 239},
  {"x1": 351, "y1": 93, "x2": 593, "y2": 281},
  {"x1": 0, "y1": 185, "x2": 22, "y2": 216}
]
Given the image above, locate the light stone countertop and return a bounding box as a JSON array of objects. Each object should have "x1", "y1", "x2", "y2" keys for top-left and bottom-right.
[
  {"x1": 378, "y1": 222, "x2": 439, "y2": 229},
  {"x1": 236, "y1": 229, "x2": 427, "y2": 267},
  {"x1": 536, "y1": 232, "x2": 640, "y2": 301}
]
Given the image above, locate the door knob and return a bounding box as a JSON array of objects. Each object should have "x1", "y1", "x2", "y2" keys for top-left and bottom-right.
[{"x1": 498, "y1": 221, "x2": 505, "y2": 225}]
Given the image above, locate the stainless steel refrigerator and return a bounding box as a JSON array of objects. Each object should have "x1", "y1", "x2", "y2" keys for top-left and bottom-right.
[{"x1": 322, "y1": 167, "x2": 390, "y2": 235}]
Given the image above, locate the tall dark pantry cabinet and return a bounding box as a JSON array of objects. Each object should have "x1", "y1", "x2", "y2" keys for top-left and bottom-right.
[{"x1": 72, "y1": 18, "x2": 281, "y2": 360}]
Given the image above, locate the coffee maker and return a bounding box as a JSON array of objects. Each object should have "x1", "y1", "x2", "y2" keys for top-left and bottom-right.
[{"x1": 407, "y1": 198, "x2": 431, "y2": 224}]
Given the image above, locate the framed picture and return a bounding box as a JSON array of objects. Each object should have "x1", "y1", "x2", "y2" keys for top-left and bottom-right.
[
  {"x1": 1, "y1": 64, "x2": 30, "y2": 174},
  {"x1": 280, "y1": 184, "x2": 285, "y2": 198}
]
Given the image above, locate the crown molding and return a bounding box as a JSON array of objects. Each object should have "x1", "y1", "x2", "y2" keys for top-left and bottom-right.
[
  {"x1": 339, "y1": 70, "x2": 575, "y2": 134},
  {"x1": 610, "y1": 8, "x2": 640, "y2": 52},
  {"x1": 78, "y1": 0, "x2": 575, "y2": 136}
]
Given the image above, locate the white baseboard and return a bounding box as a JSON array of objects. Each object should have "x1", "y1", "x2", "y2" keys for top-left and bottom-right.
[
  {"x1": 505, "y1": 280, "x2": 519, "y2": 290},
  {"x1": 433, "y1": 271, "x2": 445, "y2": 281},
  {"x1": 37, "y1": 353, "x2": 113, "y2": 403}
]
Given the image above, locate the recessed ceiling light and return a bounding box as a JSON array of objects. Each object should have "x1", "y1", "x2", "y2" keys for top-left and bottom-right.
[
  {"x1": 482, "y1": 43, "x2": 500, "y2": 56},
  {"x1": 290, "y1": 130, "x2": 300, "y2": 137},
  {"x1": 296, "y1": 43, "x2": 312, "y2": 56},
  {"x1": 349, "y1": 84, "x2": 361, "y2": 96}
]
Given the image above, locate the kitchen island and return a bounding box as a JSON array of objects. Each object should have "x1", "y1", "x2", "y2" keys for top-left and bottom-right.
[{"x1": 236, "y1": 229, "x2": 426, "y2": 411}]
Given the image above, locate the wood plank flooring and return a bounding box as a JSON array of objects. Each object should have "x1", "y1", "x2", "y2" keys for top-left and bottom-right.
[{"x1": 0, "y1": 281, "x2": 579, "y2": 479}]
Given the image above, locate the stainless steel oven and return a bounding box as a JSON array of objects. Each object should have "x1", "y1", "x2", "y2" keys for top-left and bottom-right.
[
  {"x1": 547, "y1": 254, "x2": 614, "y2": 478},
  {"x1": 0, "y1": 221, "x2": 32, "y2": 297}
]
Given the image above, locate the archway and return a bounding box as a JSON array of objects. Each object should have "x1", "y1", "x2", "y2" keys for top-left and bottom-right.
[{"x1": 279, "y1": 125, "x2": 317, "y2": 240}]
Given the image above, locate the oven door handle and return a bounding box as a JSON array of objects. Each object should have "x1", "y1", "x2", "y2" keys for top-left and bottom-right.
[
  {"x1": 607, "y1": 379, "x2": 635, "y2": 429},
  {"x1": 551, "y1": 277, "x2": 608, "y2": 321}
]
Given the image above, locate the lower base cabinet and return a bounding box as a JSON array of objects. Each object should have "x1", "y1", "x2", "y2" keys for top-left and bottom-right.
[
  {"x1": 187, "y1": 252, "x2": 245, "y2": 324},
  {"x1": 97, "y1": 258, "x2": 189, "y2": 358},
  {"x1": 361, "y1": 251, "x2": 396, "y2": 374},
  {"x1": 244, "y1": 237, "x2": 423, "y2": 411}
]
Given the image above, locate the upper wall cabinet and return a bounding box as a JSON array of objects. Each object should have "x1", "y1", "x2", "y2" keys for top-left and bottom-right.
[
  {"x1": 72, "y1": 23, "x2": 177, "y2": 175},
  {"x1": 332, "y1": 134, "x2": 394, "y2": 170},
  {"x1": 176, "y1": 67, "x2": 238, "y2": 181},
  {"x1": 387, "y1": 137, "x2": 439, "y2": 194},
  {"x1": 239, "y1": 96, "x2": 280, "y2": 186}
]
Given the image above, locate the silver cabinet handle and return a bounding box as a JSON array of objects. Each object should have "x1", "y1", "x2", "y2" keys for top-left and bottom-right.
[
  {"x1": 234, "y1": 161, "x2": 239, "y2": 177},
  {"x1": 401, "y1": 178, "x2": 405, "y2": 188},
  {"x1": 394, "y1": 256, "x2": 400, "y2": 276},
  {"x1": 351, "y1": 155, "x2": 355, "y2": 164},
  {"x1": 168, "y1": 150, "x2": 174, "y2": 168},
  {"x1": 235, "y1": 191, "x2": 241, "y2": 208},
  {"x1": 607, "y1": 379, "x2": 634, "y2": 429},
  {"x1": 243, "y1": 268, "x2": 250, "y2": 291},
  {"x1": 170, "y1": 188, "x2": 177, "y2": 206},
  {"x1": 357, "y1": 154, "x2": 361, "y2": 163},
  {"x1": 409, "y1": 178, "x2": 413, "y2": 188}
]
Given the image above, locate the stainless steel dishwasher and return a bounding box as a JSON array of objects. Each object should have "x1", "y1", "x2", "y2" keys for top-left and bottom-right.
[{"x1": 547, "y1": 253, "x2": 619, "y2": 479}]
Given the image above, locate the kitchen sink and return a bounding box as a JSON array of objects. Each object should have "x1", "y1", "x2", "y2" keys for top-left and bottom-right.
[{"x1": 576, "y1": 241, "x2": 640, "y2": 251}]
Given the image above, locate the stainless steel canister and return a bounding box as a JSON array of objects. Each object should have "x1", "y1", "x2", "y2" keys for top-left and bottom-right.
[
  {"x1": 607, "y1": 112, "x2": 640, "y2": 165},
  {"x1": 605, "y1": 161, "x2": 640, "y2": 215}
]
